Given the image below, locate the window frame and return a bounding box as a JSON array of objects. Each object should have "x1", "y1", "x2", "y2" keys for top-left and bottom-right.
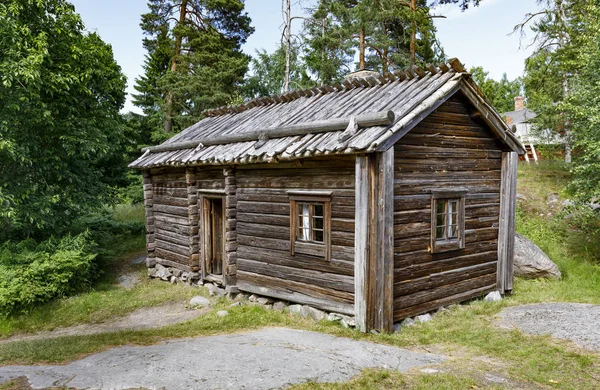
[
  {"x1": 288, "y1": 191, "x2": 332, "y2": 260},
  {"x1": 430, "y1": 191, "x2": 466, "y2": 253}
]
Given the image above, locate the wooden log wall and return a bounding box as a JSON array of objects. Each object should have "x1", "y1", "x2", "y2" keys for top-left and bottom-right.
[
  {"x1": 235, "y1": 157, "x2": 356, "y2": 315},
  {"x1": 186, "y1": 168, "x2": 200, "y2": 272},
  {"x1": 224, "y1": 167, "x2": 238, "y2": 291},
  {"x1": 150, "y1": 167, "x2": 192, "y2": 270},
  {"x1": 142, "y1": 170, "x2": 155, "y2": 263},
  {"x1": 392, "y1": 94, "x2": 505, "y2": 322}
]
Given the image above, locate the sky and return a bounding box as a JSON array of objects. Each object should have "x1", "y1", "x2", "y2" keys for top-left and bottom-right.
[{"x1": 69, "y1": 0, "x2": 542, "y2": 114}]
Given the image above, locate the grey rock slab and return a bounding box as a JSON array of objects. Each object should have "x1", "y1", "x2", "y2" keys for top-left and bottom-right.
[
  {"x1": 415, "y1": 314, "x2": 432, "y2": 324},
  {"x1": 0, "y1": 328, "x2": 444, "y2": 389},
  {"x1": 189, "y1": 296, "x2": 211, "y2": 308},
  {"x1": 496, "y1": 303, "x2": 600, "y2": 351},
  {"x1": 514, "y1": 233, "x2": 561, "y2": 279}
]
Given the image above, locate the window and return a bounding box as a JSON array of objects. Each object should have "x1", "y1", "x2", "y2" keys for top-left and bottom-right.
[
  {"x1": 288, "y1": 191, "x2": 331, "y2": 260},
  {"x1": 431, "y1": 192, "x2": 465, "y2": 253}
]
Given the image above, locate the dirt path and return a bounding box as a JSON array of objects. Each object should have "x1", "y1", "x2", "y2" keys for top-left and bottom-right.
[
  {"x1": 496, "y1": 303, "x2": 600, "y2": 351},
  {"x1": 0, "y1": 302, "x2": 209, "y2": 344},
  {"x1": 0, "y1": 328, "x2": 444, "y2": 389}
]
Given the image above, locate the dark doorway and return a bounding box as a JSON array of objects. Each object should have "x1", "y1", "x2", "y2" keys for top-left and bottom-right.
[{"x1": 203, "y1": 197, "x2": 224, "y2": 276}]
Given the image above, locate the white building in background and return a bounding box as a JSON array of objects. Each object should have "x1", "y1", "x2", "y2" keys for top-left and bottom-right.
[{"x1": 503, "y1": 96, "x2": 563, "y2": 162}]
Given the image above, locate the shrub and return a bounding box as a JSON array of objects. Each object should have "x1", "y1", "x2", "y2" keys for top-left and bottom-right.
[{"x1": 0, "y1": 232, "x2": 97, "y2": 316}]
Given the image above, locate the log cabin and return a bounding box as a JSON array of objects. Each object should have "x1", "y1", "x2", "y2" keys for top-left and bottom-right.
[{"x1": 130, "y1": 58, "x2": 524, "y2": 333}]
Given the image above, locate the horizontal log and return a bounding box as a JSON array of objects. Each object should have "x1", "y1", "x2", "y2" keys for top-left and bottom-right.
[
  {"x1": 393, "y1": 284, "x2": 495, "y2": 321},
  {"x1": 238, "y1": 270, "x2": 354, "y2": 305},
  {"x1": 393, "y1": 273, "x2": 496, "y2": 311},
  {"x1": 153, "y1": 212, "x2": 190, "y2": 227},
  {"x1": 237, "y1": 258, "x2": 354, "y2": 293},
  {"x1": 237, "y1": 246, "x2": 353, "y2": 276},
  {"x1": 395, "y1": 144, "x2": 503, "y2": 160},
  {"x1": 237, "y1": 234, "x2": 354, "y2": 262},
  {"x1": 155, "y1": 257, "x2": 191, "y2": 272},
  {"x1": 237, "y1": 280, "x2": 354, "y2": 315},
  {"x1": 394, "y1": 239, "x2": 498, "y2": 268},
  {"x1": 155, "y1": 239, "x2": 191, "y2": 257},
  {"x1": 155, "y1": 232, "x2": 190, "y2": 247},
  {"x1": 153, "y1": 204, "x2": 190, "y2": 217},
  {"x1": 142, "y1": 111, "x2": 395, "y2": 153},
  {"x1": 237, "y1": 187, "x2": 355, "y2": 198},
  {"x1": 154, "y1": 195, "x2": 189, "y2": 207},
  {"x1": 398, "y1": 133, "x2": 503, "y2": 150},
  {"x1": 155, "y1": 247, "x2": 190, "y2": 264},
  {"x1": 395, "y1": 251, "x2": 498, "y2": 282},
  {"x1": 152, "y1": 187, "x2": 188, "y2": 198}
]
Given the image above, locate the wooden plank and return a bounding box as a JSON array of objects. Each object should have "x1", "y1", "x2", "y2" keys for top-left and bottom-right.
[
  {"x1": 373, "y1": 148, "x2": 394, "y2": 332},
  {"x1": 354, "y1": 155, "x2": 369, "y2": 332},
  {"x1": 498, "y1": 151, "x2": 518, "y2": 292}
]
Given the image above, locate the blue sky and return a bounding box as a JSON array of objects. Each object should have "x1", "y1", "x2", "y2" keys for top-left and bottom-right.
[{"x1": 69, "y1": 0, "x2": 542, "y2": 114}]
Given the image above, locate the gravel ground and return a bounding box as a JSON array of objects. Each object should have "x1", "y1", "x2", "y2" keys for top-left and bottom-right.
[
  {"x1": 496, "y1": 303, "x2": 600, "y2": 351},
  {"x1": 0, "y1": 327, "x2": 444, "y2": 389}
]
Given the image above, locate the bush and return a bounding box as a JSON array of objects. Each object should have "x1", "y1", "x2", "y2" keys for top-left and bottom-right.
[{"x1": 0, "y1": 232, "x2": 97, "y2": 316}]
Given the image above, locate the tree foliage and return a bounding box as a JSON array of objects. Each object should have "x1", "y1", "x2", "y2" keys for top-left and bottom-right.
[
  {"x1": 0, "y1": 0, "x2": 128, "y2": 239},
  {"x1": 302, "y1": 0, "x2": 445, "y2": 84},
  {"x1": 469, "y1": 66, "x2": 522, "y2": 113},
  {"x1": 134, "y1": 0, "x2": 254, "y2": 138},
  {"x1": 243, "y1": 45, "x2": 316, "y2": 99},
  {"x1": 521, "y1": 0, "x2": 600, "y2": 198}
]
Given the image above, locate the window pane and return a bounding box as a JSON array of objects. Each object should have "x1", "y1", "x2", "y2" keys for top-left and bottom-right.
[
  {"x1": 436, "y1": 212, "x2": 446, "y2": 236},
  {"x1": 315, "y1": 230, "x2": 324, "y2": 242},
  {"x1": 313, "y1": 216, "x2": 323, "y2": 229},
  {"x1": 436, "y1": 226, "x2": 445, "y2": 239},
  {"x1": 314, "y1": 204, "x2": 324, "y2": 217},
  {"x1": 437, "y1": 200, "x2": 446, "y2": 215},
  {"x1": 448, "y1": 224, "x2": 457, "y2": 238},
  {"x1": 299, "y1": 204, "x2": 310, "y2": 240}
]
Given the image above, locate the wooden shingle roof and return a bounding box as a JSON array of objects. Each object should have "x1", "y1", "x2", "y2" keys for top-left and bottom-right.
[{"x1": 130, "y1": 58, "x2": 524, "y2": 169}]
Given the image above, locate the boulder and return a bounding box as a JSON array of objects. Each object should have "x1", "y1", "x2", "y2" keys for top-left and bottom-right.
[
  {"x1": 415, "y1": 314, "x2": 432, "y2": 324},
  {"x1": 286, "y1": 304, "x2": 304, "y2": 315},
  {"x1": 305, "y1": 306, "x2": 327, "y2": 321},
  {"x1": 145, "y1": 257, "x2": 156, "y2": 268},
  {"x1": 190, "y1": 296, "x2": 211, "y2": 308},
  {"x1": 514, "y1": 233, "x2": 561, "y2": 279},
  {"x1": 273, "y1": 301, "x2": 287, "y2": 312},
  {"x1": 216, "y1": 310, "x2": 229, "y2": 317},
  {"x1": 155, "y1": 264, "x2": 172, "y2": 281},
  {"x1": 257, "y1": 297, "x2": 274, "y2": 305},
  {"x1": 484, "y1": 291, "x2": 502, "y2": 302},
  {"x1": 207, "y1": 284, "x2": 226, "y2": 297}
]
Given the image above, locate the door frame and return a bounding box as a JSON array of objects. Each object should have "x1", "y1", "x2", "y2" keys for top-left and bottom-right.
[{"x1": 198, "y1": 190, "x2": 226, "y2": 284}]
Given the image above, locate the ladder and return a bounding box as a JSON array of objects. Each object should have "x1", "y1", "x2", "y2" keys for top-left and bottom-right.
[{"x1": 523, "y1": 144, "x2": 538, "y2": 163}]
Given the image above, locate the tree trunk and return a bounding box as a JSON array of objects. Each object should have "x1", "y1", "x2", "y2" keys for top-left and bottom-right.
[
  {"x1": 283, "y1": 0, "x2": 291, "y2": 93},
  {"x1": 359, "y1": 27, "x2": 366, "y2": 69},
  {"x1": 165, "y1": 0, "x2": 188, "y2": 133},
  {"x1": 410, "y1": 0, "x2": 416, "y2": 68}
]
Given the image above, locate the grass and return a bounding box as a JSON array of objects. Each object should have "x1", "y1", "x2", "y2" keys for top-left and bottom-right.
[
  {"x1": 0, "y1": 203, "x2": 193, "y2": 337},
  {"x1": 0, "y1": 163, "x2": 599, "y2": 389}
]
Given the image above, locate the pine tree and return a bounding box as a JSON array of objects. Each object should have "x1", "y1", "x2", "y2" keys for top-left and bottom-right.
[
  {"x1": 243, "y1": 45, "x2": 316, "y2": 99},
  {"x1": 134, "y1": 0, "x2": 254, "y2": 136},
  {"x1": 302, "y1": 0, "x2": 445, "y2": 84}
]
